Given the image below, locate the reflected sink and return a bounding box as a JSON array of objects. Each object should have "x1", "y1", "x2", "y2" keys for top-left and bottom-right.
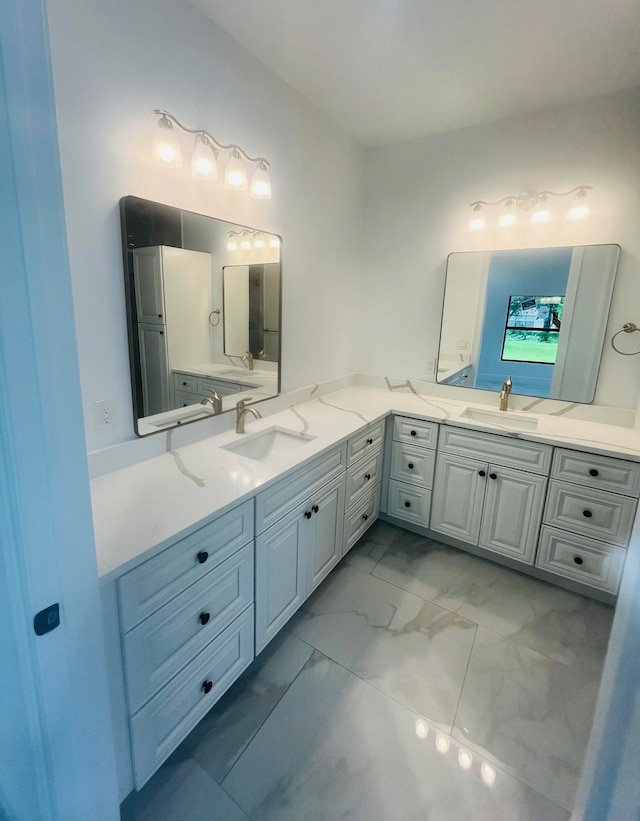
[
  {"x1": 219, "y1": 369, "x2": 255, "y2": 377},
  {"x1": 222, "y1": 426, "x2": 316, "y2": 462},
  {"x1": 461, "y1": 407, "x2": 539, "y2": 431}
]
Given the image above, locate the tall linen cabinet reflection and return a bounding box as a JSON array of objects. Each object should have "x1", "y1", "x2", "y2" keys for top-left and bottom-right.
[{"x1": 133, "y1": 246, "x2": 212, "y2": 416}]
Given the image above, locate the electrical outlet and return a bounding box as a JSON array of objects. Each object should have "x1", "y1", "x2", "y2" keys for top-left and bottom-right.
[
  {"x1": 93, "y1": 400, "x2": 114, "y2": 430},
  {"x1": 456, "y1": 339, "x2": 468, "y2": 350}
]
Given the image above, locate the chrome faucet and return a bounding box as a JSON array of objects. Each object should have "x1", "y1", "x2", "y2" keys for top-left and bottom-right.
[
  {"x1": 200, "y1": 390, "x2": 222, "y2": 415},
  {"x1": 241, "y1": 351, "x2": 254, "y2": 371},
  {"x1": 499, "y1": 376, "x2": 513, "y2": 411},
  {"x1": 235, "y1": 398, "x2": 262, "y2": 433}
]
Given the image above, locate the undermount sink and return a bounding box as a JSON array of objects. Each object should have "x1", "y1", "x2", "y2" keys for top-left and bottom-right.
[
  {"x1": 219, "y1": 368, "x2": 255, "y2": 377},
  {"x1": 461, "y1": 407, "x2": 539, "y2": 431},
  {"x1": 222, "y1": 426, "x2": 316, "y2": 462}
]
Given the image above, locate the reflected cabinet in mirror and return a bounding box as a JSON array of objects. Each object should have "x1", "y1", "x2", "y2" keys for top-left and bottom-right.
[
  {"x1": 120, "y1": 196, "x2": 282, "y2": 436},
  {"x1": 437, "y1": 245, "x2": 620, "y2": 403}
]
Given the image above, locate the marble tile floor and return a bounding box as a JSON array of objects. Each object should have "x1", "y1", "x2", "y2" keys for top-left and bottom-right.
[{"x1": 122, "y1": 521, "x2": 613, "y2": 821}]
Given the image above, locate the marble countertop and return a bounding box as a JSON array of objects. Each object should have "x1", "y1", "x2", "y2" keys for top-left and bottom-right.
[{"x1": 91, "y1": 382, "x2": 640, "y2": 584}]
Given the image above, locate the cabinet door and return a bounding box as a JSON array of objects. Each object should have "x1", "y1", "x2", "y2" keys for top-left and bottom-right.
[
  {"x1": 430, "y1": 453, "x2": 486, "y2": 545},
  {"x1": 255, "y1": 503, "x2": 307, "y2": 653},
  {"x1": 307, "y1": 475, "x2": 346, "y2": 594},
  {"x1": 133, "y1": 247, "x2": 165, "y2": 324},
  {"x1": 479, "y1": 466, "x2": 547, "y2": 564},
  {"x1": 138, "y1": 323, "x2": 170, "y2": 416}
]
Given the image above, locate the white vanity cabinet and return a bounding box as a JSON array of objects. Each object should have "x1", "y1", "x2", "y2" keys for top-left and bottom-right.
[
  {"x1": 343, "y1": 420, "x2": 384, "y2": 554},
  {"x1": 255, "y1": 445, "x2": 347, "y2": 653},
  {"x1": 115, "y1": 500, "x2": 255, "y2": 789},
  {"x1": 430, "y1": 428, "x2": 550, "y2": 564},
  {"x1": 386, "y1": 416, "x2": 439, "y2": 528},
  {"x1": 536, "y1": 448, "x2": 640, "y2": 593}
]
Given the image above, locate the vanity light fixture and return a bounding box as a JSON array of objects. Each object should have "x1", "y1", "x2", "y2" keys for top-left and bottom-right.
[
  {"x1": 152, "y1": 110, "x2": 271, "y2": 199},
  {"x1": 227, "y1": 228, "x2": 280, "y2": 252},
  {"x1": 469, "y1": 186, "x2": 592, "y2": 230},
  {"x1": 226, "y1": 232, "x2": 239, "y2": 251},
  {"x1": 239, "y1": 231, "x2": 252, "y2": 250}
]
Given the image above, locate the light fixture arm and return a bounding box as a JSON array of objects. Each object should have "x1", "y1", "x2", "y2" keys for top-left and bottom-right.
[
  {"x1": 154, "y1": 109, "x2": 270, "y2": 168},
  {"x1": 469, "y1": 186, "x2": 592, "y2": 208}
]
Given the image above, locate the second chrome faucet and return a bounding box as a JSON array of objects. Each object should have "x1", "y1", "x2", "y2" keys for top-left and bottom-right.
[{"x1": 499, "y1": 376, "x2": 513, "y2": 411}]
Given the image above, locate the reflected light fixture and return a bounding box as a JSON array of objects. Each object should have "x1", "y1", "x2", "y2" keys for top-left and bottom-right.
[
  {"x1": 458, "y1": 749, "x2": 473, "y2": 770},
  {"x1": 226, "y1": 232, "x2": 239, "y2": 251},
  {"x1": 239, "y1": 232, "x2": 252, "y2": 250},
  {"x1": 254, "y1": 233, "x2": 266, "y2": 249},
  {"x1": 415, "y1": 719, "x2": 429, "y2": 740},
  {"x1": 152, "y1": 114, "x2": 182, "y2": 167},
  {"x1": 435, "y1": 733, "x2": 450, "y2": 754},
  {"x1": 469, "y1": 186, "x2": 592, "y2": 230},
  {"x1": 152, "y1": 109, "x2": 271, "y2": 199},
  {"x1": 227, "y1": 228, "x2": 279, "y2": 252},
  {"x1": 481, "y1": 762, "x2": 497, "y2": 787}
]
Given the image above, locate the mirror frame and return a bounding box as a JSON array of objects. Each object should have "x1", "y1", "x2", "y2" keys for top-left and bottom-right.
[{"x1": 119, "y1": 195, "x2": 283, "y2": 437}]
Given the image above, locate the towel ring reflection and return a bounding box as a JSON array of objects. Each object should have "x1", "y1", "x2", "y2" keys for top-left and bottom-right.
[
  {"x1": 611, "y1": 323, "x2": 640, "y2": 356},
  {"x1": 209, "y1": 309, "x2": 221, "y2": 328}
]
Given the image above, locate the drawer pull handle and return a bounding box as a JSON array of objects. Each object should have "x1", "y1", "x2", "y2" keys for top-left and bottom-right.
[
  {"x1": 589, "y1": 469, "x2": 599, "y2": 477},
  {"x1": 304, "y1": 511, "x2": 312, "y2": 520},
  {"x1": 367, "y1": 438, "x2": 373, "y2": 445},
  {"x1": 478, "y1": 470, "x2": 486, "y2": 477},
  {"x1": 365, "y1": 473, "x2": 371, "y2": 481},
  {"x1": 182, "y1": 381, "x2": 187, "y2": 386},
  {"x1": 408, "y1": 463, "x2": 414, "y2": 470},
  {"x1": 573, "y1": 556, "x2": 584, "y2": 565},
  {"x1": 199, "y1": 612, "x2": 210, "y2": 626},
  {"x1": 410, "y1": 430, "x2": 417, "y2": 437},
  {"x1": 312, "y1": 504, "x2": 319, "y2": 513},
  {"x1": 202, "y1": 680, "x2": 213, "y2": 695},
  {"x1": 583, "y1": 510, "x2": 593, "y2": 518},
  {"x1": 197, "y1": 551, "x2": 209, "y2": 564},
  {"x1": 404, "y1": 501, "x2": 411, "y2": 508},
  {"x1": 489, "y1": 473, "x2": 497, "y2": 480},
  {"x1": 158, "y1": 314, "x2": 163, "y2": 318},
  {"x1": 362, "y1": 514, "x2": 369, "y2": 521}
]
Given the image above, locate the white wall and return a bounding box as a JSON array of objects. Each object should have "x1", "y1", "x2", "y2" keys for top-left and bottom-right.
[
  {"x1": 359, "y1": 88, "x2": 640, "y2": 410},
  {"x1": 46, "y1": 0, "x2": 364, "y2": 452}
]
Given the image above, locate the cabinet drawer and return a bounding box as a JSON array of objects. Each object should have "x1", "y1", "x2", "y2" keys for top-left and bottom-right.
[
  {"x1": 393, "y1": 416, "x2": 438, "y2": 449},
  {"x1": 537, "y1": 526, "x2": 626, "y2": 594},
  {"x1": 544, "y1": 481, "x2": 637, "y2": 547},
  {"x1": 172, "y1": 372, "x2": 198, "y2": 392},
  {"x1": 344, "y1": 485, "x2": 380, "y2": 553},
  {"x1": 345, "y1": 448, "x2": 383, "y2": 510},
  {"x1": 390, "y1": 442, "x2": 436, "y2": 488},
  {"x1": 173, "y1": 389, "x2": 200, "y2": 408},
  {"x1": 255, "y1": 445, "x2": 346, "y2": 534},
  {"x1": 439, "y1": 426, "x2": 551, "y2": 475},
  {"x1": 387, "y1": 480, "x2": 431, "y2": 528},
  {"x1": 347, "y1": 420, "x2": 385, "y2": 466},
  {"x1": 118, "y1": 500, "x2": 253, "y2": 632},
  {"x1": 130, "y1": 607, "x2": 254, "y2": 789},
  {"x1": 123, "y1": 545, "x2": 253, "y2": 713},
  {"x1": 552, "y1": 449, "x2": 640, "y2": 497}
]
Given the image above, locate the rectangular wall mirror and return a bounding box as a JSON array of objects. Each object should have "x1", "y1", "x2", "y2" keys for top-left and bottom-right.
[
  {"x1": 120, "y1": 196, "x2": 282, "y2": 436},
  {"x1": 437, "y1": 244, "x2": 620, "y2": 403}
]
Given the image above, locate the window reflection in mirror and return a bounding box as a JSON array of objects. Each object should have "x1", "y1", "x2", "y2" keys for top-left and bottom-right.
[
  {"x1": 437, "y1": 245, "x2": 620, "y2": 402},
  {"x1": 120, "y1": 196, "x2": 282, "y2": 436}
]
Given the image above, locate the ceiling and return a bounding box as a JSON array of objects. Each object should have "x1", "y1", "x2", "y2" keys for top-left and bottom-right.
[{"x1": 190, "y1": 0, "x2": 640, "y2": 147}]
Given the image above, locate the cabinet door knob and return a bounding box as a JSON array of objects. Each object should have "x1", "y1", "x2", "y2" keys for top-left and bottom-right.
[
  {"x1": 304, "y1": 511, "x2": 312, "y2": 520},
  {"x1": 583, "y1": 510, "x2": 593, "y2": 518},
  {"x1": 365, "y1": 473, "x2": 371, "y2": 481},
  {"x1": 199, "y1": 612, "x2": 210, "y2": 626},
  {"x1": 410, "y1": 430, "x2": 417, "y2": 437},
  {"x1": 312, "y1": 504, "x2": 319, "y2": 513},
  {"x1": 197, "y1": 551, "x2": 209, "y2": 564},
  {"x1": 366, "y1": 438, "x2": 373, "y2": 445},
  {"x1": 158, "y1": 314, "x2": 163, "y2": 318},
  {"x1": 573, "y1": 556, "x2": 584, "y2": 565},
  {"x1": 202, "y1": 680, "x2": 213, "y2": 695},
  {"x1": 182, "y1": 381, "x2": 187, "y2": 386},
  {"x1": 404, "y1": 501, "x2": 411, "y2": 508},
  {"x1": 489, "y1": 473, "x2": 497, "y2": 480},
  {"x1": 589, "y1": 468, "x2": 599, "y2": 477},
  {"x1": 478, "y1": 470, "x2": 486, "y2": 477},
  {"x1": 362, "y1": 514, "x2": 369, "y2": 521},
  {"x1": 159, "y1": 330, "x2": 164, "y2": 335},
  {"x1": 408, "y1": 463, "x2": 414, "y2": 470}
]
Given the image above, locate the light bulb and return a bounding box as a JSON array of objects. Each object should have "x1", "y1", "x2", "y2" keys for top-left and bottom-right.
[
  {"x1": 415, "y1": 720, "x2": 429, "y2": 740},
  {"x1": 268, "y1": 235, "x2": 280, "y2": 249},
  {"x1": 481, "y1": 762, "x2": 496, "y2": 787},
  {"x1": 227, "y1": 234, "x2": 238, "y2": 251},
  {"x1": 568, "y1": 189, "x2": 590, "y2": 220},
  {"x1": 225, "y1": 149, "x2": 248, "y2": 190},
  {"x1": 469, "y1": 204, "x2": 486, "y2": 231},
  {"x1": 254, "y1": 233, "x2": 266, "y2": 249},
  {"x1": 250, "y1": 162, "x2": 272, "y2": 199},
  {"x1": 498, "y1": 199, "x2": 517, "y2": 227},
  {"x1": 458, "y1": 749, "x2": 473, "y2": 770},
  {"x1": 191, "y1": 135, "x2": 217, "y2": 180},
  {"x1": 531, "y1": 196, "x2": 552, "y2": 223},
  {"x1": 240, "y1": 232, "x2": 252, "y2": 250},
  {"x1": 435, "y1": 733, "x2": 450, "y2": 754},
  {"x1": 152, "y1": 115, "x2": 182, "y2": 167}
]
